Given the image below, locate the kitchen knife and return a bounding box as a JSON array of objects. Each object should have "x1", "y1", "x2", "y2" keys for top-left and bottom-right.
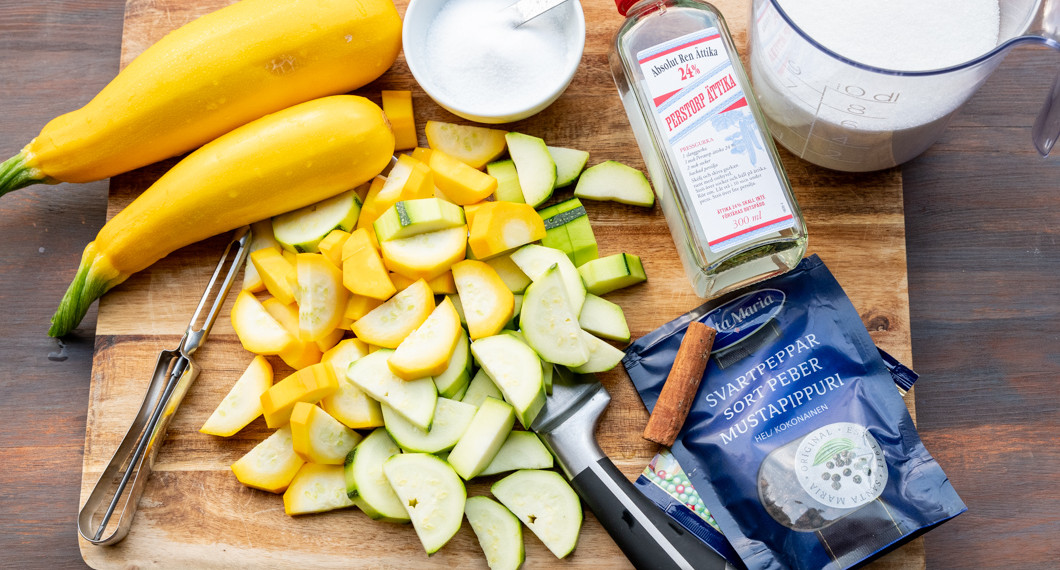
[{"x1": 532, "y1": 367, "x2": 730, "y2": 569}]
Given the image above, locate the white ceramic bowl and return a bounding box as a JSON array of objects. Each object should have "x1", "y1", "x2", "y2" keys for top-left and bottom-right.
[{"x1": 402, "y1": 0, "x2": 586, "y2": 124}]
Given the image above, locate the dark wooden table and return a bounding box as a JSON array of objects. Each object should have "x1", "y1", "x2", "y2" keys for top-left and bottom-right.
[{"x1": 1, "y1": 1, "x2": 1057, "y2": 568}]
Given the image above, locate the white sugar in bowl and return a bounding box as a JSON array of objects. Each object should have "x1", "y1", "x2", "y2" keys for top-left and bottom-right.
[{"x1": 403, "y1": 0, "x2": 586, "y2": 124}]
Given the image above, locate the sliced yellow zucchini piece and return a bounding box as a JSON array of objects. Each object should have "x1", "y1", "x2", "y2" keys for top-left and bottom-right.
[
  {"x1": 230, "y1": 290, "x2": 298, "y2": 356},
  {"x1": 468, "y1": 201, "x2": 547, "y2": 260},
  {"x1": 319, "y1": 338, "x2": 383, "y2": 429},
  {"x1": 380, "y1": 225, "x2": 468, "y2": 281},
  {"x1": 410, "y1": 146, "x2": 433, "y2": 164},
  {"x1": 342, "y1": 228, "x2": 397, "y2": 301},
  {"x1": 484, "y1": 253, "x2": 531, "y2": 294},
  {"x1": 462, "y1": 201, "x2": 491, "y2": 228},
  {"x1": 317, "y1": 229, "x2": 351, "y2": 267},
  {"x1": 261, "y1": 297, "x2": 323, "y2": 370},
  {"x1": 315, "y1": 326, "x2": 345, "y2": 353},
  {"x1": 424, "y1": 120, "x2": 508, "y2": 169},
  {"x1": 388, "y1": 296, "x2": 462, "y2": 380},
  {"x1": 250, "y1": 247, "x2": 297, "y2": 305},
  {"x1": 242, "y1": 219, "x2": 281, "y2": 293},
  {"x1": 357, "y1": 154, "x2": 434, "y2": 233},
  {"x1": 296, "y1": 253, "x2": 348, "y2": 342},
  {"x1": 381, "y1": 90, "x2": 417, "y2": 150},
  {"x1": 260, "y1": 363, "x2": 339, "y2": 429},
  {"x1": 452, "y1": 259, "x2": 515, "y2": 340},
  {"x1": 289, "y1": 402, "x2": 363, "y2": 465},
  {"x1": 200, "y1": 355, "x2": 272, "y2": 437},
  {"x1": 231, "y1": 425, "x2": 304, "y2": 494},
  {"x1": 350, "y1": 176, "x2": 386, "y2": 246},
  {"x1": 283, "y1": 463, "x2": 355, "y2": 516},
  {"x1": 389, "y1": 270, "x2": 457, "y2": 295},
  {"x1": 350, "y1": 278, "x2": 434, "y2": 349},
  {"x1": 344, "y1": 293, "x2": 385, "y2": 323},
  {"x1": 429, "y1": 149, "x2": 498, "y2": 205}
]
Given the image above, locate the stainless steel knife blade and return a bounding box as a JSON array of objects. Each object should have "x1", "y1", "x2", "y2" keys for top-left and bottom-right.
[{"x1": 532, "y1": 366, "x2": 729, "y2": 570}]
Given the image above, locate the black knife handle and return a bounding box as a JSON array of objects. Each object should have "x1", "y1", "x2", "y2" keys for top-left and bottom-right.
[{"x1": 570, "y1": 457, "x2": 729, "y2": 570}]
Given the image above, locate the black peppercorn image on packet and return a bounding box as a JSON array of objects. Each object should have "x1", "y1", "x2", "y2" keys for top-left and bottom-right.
[{"x1": 623, "y1": 255, "x2": 965, "y2": 570}]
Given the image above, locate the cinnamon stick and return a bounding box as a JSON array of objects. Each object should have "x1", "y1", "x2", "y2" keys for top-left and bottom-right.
[{"x1": 642, "y1": 321, "x2": 716, "y2": 446}]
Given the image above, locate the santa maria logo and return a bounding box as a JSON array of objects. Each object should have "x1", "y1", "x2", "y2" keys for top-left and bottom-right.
[
  {"x1": 795, "y1": 422, "x2": 887, "y2": 509},
  {"x1": 704, "y1": 289, "x2": 784, "y2": 352}
]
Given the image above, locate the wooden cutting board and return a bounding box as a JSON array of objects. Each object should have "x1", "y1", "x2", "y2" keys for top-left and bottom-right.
[{"x1": 80, "y1": 0, "x2": 922, "y2": 567}]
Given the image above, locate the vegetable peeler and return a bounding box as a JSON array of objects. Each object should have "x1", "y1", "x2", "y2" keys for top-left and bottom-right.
[{"x1": 77, "y1": 226, "x2": 252, "y2": 546}]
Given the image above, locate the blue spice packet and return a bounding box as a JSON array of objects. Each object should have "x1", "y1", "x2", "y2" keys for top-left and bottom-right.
[
  {"x1": 634, "y1": 347, "x2": 918, "y2": 568},
  {"x1": 623, "y1": 255, "x2": 965, "y2": 570}
]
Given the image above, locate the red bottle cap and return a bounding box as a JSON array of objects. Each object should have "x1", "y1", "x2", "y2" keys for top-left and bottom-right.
[{"x1": 615, "y1": 0, "x2": 640, "y2": 16}]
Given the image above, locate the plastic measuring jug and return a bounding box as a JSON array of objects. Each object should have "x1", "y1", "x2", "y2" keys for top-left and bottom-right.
[{"x1": 747, "y1": 0, "x2": 1060, "y2": 172}]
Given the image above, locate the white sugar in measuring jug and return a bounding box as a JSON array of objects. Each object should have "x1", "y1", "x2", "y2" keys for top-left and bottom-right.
[{"x1": 748, "y1": 0, "x2": 1060, "y2": 172}]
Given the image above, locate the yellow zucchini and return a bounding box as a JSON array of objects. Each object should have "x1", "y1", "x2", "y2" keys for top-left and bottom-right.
[
  {"x1": 290, "y1": 402, "x2": 362, "y2": 465},
  {"x1": 200, "y1": 354, "x2": 272, "y2": 437},
  {"x1": 388, "y1": 296, "x2": 463, "y2": 380},
  {"x1": 49, "y1": 95, "x2": 394, "y2": 337},
  {"x1": 0, "y1": 0, "x2": 401, "y2": 195},
  {"x1": 351, "y1": 279, "x2": 435, "y2": 349},
  {"x1": 452, "y1": 260, "x2": 515, "y2": 340},
  {"x1": 231, "y1": 291, "x2": 300, "y2": 356},
  {"x1": 261, "y1": 297, "x2": 325, "y2": 370},
  {"x1": 231, "y1": 425, "x2": 305, "y2": 494},
  {"x1": 467, "y1": 201, "x2": 547, "y2": 259},
  {"x1": 261, "y1": 363, "x2": 339, "y2": 429}
]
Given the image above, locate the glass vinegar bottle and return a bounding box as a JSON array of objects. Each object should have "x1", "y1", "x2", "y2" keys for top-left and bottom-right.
[{"x1": 610, "y1": 0, "x2": 807, "y2": 299}]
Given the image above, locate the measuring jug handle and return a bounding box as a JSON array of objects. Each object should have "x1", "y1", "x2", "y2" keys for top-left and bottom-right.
[
  {"x1": 1031, "y1": 69, "x2": 1060, "y2": 155},
  {"x1": 1028, "y1": 0, "x2": 1060, "y2": 154}
]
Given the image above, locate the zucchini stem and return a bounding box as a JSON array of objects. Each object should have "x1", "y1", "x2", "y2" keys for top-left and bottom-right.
[
  {"x1": 49, "y1": 249, "x2": 113, "y2": 337},
  {"x1": 0, "y1": 152, "x2": 47, "y2": 197}
]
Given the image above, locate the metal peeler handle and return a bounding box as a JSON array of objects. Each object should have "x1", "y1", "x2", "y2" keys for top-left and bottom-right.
[{"x1": 77, "y1": 227, "x2": 251, "y2": 546}]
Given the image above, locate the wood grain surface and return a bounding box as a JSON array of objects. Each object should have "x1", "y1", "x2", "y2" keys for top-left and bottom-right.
[
  {"x1": 79, "y1": 0, "x2": 918, "y2": 567},
  {"x1": 0, "y1": 0, "x2": 1056, "y2": 568}
]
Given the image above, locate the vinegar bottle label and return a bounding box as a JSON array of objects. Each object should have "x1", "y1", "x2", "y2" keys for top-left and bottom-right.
[{"x1": 637, "y1": 28, "x2": 795, "y2": 252}]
